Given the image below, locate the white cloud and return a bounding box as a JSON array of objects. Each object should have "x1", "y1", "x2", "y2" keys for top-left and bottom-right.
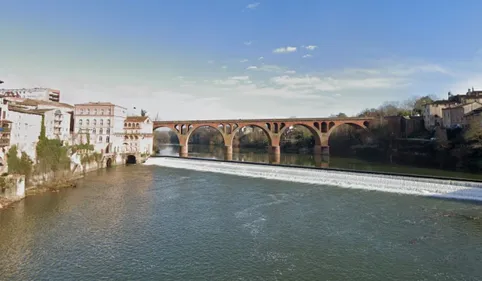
[
  {"x1": 246, "y1": 2, "x2": 260, "y2": 9},
  {"x1": 305, "y1": 45, "x2": 318, "y2": 51},
  {"x1": 285, "y1": 70, "x2": 296, "y2": 74},
  {"x1": 254, "y1": 64, "x2": 286, "y2": 73},
  {"x1": 258, "y1": 56, "x2": 264, "y2": 60},
  {"x1": 244, "y1": 41, "x2": 253, "y2": 46},
  {"x1": 240, "y1": 59, "x2": 248, "y2": 63},
  {"x1": 270, "y1": 74, "x2": 404, "y2": 92},
  {"x1": 302, "y1": 54, "x2": 313, "y2": 58},
  {"x1": 230, "y1": 76, "x2": 250, "y2": 80},
  {"x1": 273, "y1": 46, "x2": 297, "y2": 54},
  {"x1": 246, "y1": 66, "x2": 258, "y2": 70}
]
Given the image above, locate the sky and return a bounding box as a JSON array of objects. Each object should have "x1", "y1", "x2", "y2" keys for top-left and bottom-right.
[{"x1": 1, "y1": 0, "x2": 482, "y2": 120}]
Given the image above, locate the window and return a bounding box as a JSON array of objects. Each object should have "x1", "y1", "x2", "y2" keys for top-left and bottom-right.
[
  {"x1": 79, "y1": 119, "x2": 83, "y2": 126},
  {"x1": 80, "y1": 109, "x2": 84, "y2": 115},
  {"x1": 101, "y1": 109, "x2": 104, "y2": 115},
  {"x1": 100, "y1": 128, "x2": 103, "y2": 134},
  {"x1": 86, "y1": 119, "x2": 90, "y2": 126},
  {"x1": 87, "y1": 109, "x2": 90, "y2": 115},
  {"x1": 94, "y1": 109, "x2": 97, "y2": 115},
  {"x1": 100, "y1": 119, "x2": 103, "y2": 126},
  {"x1": 106, "y1": 128, "x2": 110, "y2": 134},
  {"x1": 93, "y1": 119, "x2": 97, "y2": 126},
  {"x1": 107, "y1": 119, "x2": 111, "y2": 126},
  {"x1": 92, "y1": 128, "x2": 96, "y2": 134},
  {"x1": 106, "y1": 136, "x2": 110, "y2": 143},
  {"x1": 124, "y1": 123, "x2": 127, "y2": 127},
  {"x1": 99, "y1": 136, "x2": 103, "y2": 142}
]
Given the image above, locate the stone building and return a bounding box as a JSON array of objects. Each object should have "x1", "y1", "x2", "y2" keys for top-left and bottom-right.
[
  {"x1": 122, "y1": 116, "x2": 153, "y2": 155},
  {"x1": 422, "y1": 100, "x2": 458, "y2": 130},
  {"x1": 442, "y1": 102, "x2": 482, "y2": 128},
  {"x1": 73, "y1": 102, "x2": 128, "y2": 154}
]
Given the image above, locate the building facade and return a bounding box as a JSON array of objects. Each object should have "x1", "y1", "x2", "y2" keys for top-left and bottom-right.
[
  {"x1": 422, "y1": 100, "x2": 458, "y2": 130},
  {"x1": 0, "y1": 88, "x2": 60, "y2": 102},
  {"x1": 6, "y1": 98, "x2": 74, "y2": 143},
  {"x1": 123, "y1": 116, "x2": 153, "y2": 155},
  {"x1": 442, "y1": 102, "x2": 482, "y2": 128},
  {"x1": 74, "y1": 102, "x2": 127, "y2": 153},
  {"x1": 5, "y1": 106, "x2": 42, "y2": 161}
]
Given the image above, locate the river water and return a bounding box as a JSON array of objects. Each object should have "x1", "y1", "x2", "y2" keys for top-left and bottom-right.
[{"x1": 1, "y1": 159, "x2": 482, "y2": 280}]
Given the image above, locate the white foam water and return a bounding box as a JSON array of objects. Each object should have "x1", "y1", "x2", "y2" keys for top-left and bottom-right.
[{"x1": 144, "y1": 157, "x2": 482, "y2": 202}]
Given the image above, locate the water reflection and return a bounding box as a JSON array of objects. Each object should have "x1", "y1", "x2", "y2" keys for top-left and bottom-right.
[{"x1": 157, "y1": 144, "x2": 482, "y2": 180}]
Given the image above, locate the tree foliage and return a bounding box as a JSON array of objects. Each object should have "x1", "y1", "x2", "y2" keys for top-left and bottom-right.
[
  {"x1": 7, "y1": 145, "x2": 33, "y2": 177},
  {"x1": 35, "y1": 115, "x2": 71, "y2": 174}
]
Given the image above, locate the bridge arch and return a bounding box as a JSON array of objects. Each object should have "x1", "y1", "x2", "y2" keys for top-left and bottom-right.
[
  {"x1": 326, "y1": 122, "x2": 370, "y2": 154},
  {"x1": 231, "y1": 124, "x2": 273, "y2": 147},
  {"x1": 186, "y1": 125, "x2": 225, "y2": 146},
  {"x1": 279, "y1": 123, "x2": 322, "y2": 146}
]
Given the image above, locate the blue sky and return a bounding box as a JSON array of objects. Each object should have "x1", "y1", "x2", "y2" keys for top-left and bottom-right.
[{"x1": 1, "y1": 0, "x2": 482, "y2": 119}]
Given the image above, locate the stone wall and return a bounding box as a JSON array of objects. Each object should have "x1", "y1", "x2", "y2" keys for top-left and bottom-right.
[{"x1": 0, "y1": 175, "x2": 26, "y2": 200}]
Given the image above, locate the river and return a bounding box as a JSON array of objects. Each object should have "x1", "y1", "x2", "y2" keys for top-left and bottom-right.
[{"x1": 1, "y1": 156, "x2": 482, "y2": 280}]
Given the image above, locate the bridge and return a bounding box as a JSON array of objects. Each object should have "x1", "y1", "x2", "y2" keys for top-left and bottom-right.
[{"x1": 153, "y1": 117, "x2": 373, "y2": 161}]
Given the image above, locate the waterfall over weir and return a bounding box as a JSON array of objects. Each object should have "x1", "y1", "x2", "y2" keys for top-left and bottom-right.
[{"x1": 144, "y1": 157, "x2": 482, "y2": 202}]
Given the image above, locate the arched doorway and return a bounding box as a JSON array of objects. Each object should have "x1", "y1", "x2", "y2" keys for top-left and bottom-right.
[
  {"x1": 126, "y1": 155, "x2": 137, "y2": 165},
  {"x1": 106, "y1": 158, "x2": 112, "y2": 168}
]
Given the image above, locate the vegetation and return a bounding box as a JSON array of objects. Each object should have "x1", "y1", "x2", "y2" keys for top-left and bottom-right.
[
  {"x1": 7, "y1": 145, "x2": 33, "y2": 178},
  {"x1": 35, "y1": 116, "x2": 71, "y2": 174}
]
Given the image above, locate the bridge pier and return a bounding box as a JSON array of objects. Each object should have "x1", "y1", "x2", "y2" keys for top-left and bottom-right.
[
  {"x1": 179, "y1": 145, "x2": 188, "y2": 157},
  {"x1": 314, "y1": 145, "x2": 330, "y2": 156},
  {"x1": 270, "y1": 145, "x2": 280, "y2": 155},
  {"x1": 224, "y1": 145, "x2": 233, "y2": 161},
  {"x1": 270, "y1": 152, "x2": 281, "y2": 164}
]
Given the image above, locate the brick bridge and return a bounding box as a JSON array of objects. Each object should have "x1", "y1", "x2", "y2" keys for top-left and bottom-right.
[{"x1": 153, "y1": 117, "x2": 372, "y2": 161}]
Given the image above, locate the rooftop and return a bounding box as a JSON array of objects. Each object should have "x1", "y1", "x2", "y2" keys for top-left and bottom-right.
[
  {"x1": 15, "y1": 98, "x2": 73, "y2": 109},
  {"x1": 125, "y1": 116, "x2": 150, "y2": 122},
  {"x1": 8, "y1": 105, "x2": 49, "y2": 115},
  {"x1": 75, "y1": 102, "x2": 127, "y2": 109}
]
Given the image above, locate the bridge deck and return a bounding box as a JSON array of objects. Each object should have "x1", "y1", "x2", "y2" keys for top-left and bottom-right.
[{"x1": 153, "y1": 117, "x2": 373, "y2": 124}]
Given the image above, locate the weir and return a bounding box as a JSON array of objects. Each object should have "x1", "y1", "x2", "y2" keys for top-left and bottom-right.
[{"x1": 144, "y1": 157, "x2": 482, "y2": 202}]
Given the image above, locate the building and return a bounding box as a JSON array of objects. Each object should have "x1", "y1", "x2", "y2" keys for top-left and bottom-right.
[
  {"x1": 442, "y1": 102, "x2": 482, "y2": 128},
  {"x1": 5, "y1": 105, "x2": 43, "y2": 161},
  {"x1": 448, "y1": 88, "x2": 482, "y2": 104},
  {"x1": 74, "y1": 102, "x2": 128, "y2": 153},
  {"x1": 123, "y1": 116, "x2": 153, "y2": 154},
  {"x1": 422, "y1": 100, "x2": 458, "y2": 130},
  {"x1": 464, "y1": 107, "x2": 482, "y2": 126},
  {"x1": 0, "y1": 88, "x2": 60, "y2": 102},
  {"x1": 6, "y1": 99, "x2": 74, "y2": 143},
  {"x1": 384, "y1": 116, "x2": 425, "y2": 138}
]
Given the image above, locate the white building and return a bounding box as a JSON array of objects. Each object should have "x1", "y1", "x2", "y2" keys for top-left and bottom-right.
[
  {"x1": 122, "y1": 116, "x2": 153, "y2": 154},
  {"x1": 5, "y1": 105, "x2": 42, "y2": 161},
  {"x1": 74, "y1": 102, "x2": 127, "y2": 154},
  {"x1": 6, "y1": 99, "x2": 73, "y2": 144},
  {"x1": 0, "y1": 88, "x2": 60, "y2": 102}
]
